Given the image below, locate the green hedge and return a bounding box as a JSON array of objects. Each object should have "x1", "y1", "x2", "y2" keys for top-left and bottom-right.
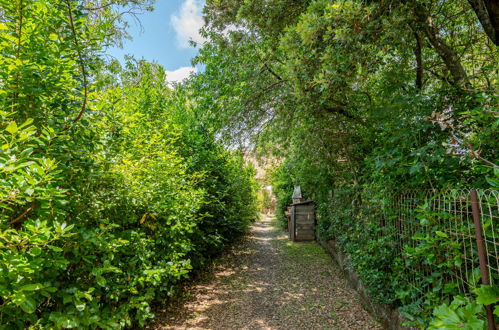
[{"x1": 0, "y1": 2, "x2": 257, "y2": 326}]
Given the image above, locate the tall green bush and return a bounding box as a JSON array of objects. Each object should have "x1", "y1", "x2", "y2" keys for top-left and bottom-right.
[{"x1": 0, "y1": 1, "x2": 257, "y2": 328}]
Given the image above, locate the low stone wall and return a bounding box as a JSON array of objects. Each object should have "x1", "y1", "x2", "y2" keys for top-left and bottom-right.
[{"x1": 316, "y1": 235, "x2": 413, "y2": 330}]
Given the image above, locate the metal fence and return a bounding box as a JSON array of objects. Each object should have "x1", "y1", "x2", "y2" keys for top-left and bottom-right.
[{"x1": 331, "y1": 188, "x2": 498, "y2": 328}]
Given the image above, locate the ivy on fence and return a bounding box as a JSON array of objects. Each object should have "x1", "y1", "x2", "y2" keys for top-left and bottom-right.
[{"x1": 314, "y1": 188, "x2": 498, "y2": 328}]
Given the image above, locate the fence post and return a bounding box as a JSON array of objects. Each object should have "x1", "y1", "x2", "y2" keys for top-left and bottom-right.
[{"x1": 470, "y1": 189, "x2": 496, "y2": 330}]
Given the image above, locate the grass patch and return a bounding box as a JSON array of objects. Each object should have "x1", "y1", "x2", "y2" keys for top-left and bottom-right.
[
  {"x1": 268, "y1": 213, "x2": 331, "y2": 264},
  {"x1": 282, "y1": 241, "x2": 330, "y2": 265}
]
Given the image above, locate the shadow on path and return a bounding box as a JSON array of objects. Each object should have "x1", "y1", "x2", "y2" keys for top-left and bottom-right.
[{"x1": 149, "y1": 216, "x2": 381, "y2": 329}]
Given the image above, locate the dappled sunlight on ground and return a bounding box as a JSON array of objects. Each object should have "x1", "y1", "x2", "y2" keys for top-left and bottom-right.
[{"x1": 149, "y1": 216, "x2": 381, "y2": 329}]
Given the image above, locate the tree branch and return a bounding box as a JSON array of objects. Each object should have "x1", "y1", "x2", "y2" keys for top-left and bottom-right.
[
  {"x1": 264, "y1": 63, "x2": 283, "y2": 81},
  {"x1": 322, "y1": 105, "x2": 357, "y2": 121},
  {"x1": 413, "y1": 4, "x2": 470, "y2": 87},
  {"x1": 11, "y1": 0, "x2": 23, "y2": 113},
  {"x1": 467, "y1": 0, "x2": 499, "y2": 46},
  {"x1": 414, "y1": 30, "x2": 424, "y2": 89},
  {"x1": 8, "y1": 204, "x2": 34, "y2": 225},
  {"x1": 62, "y1": 0, "x2": 89, "y2": 132}
]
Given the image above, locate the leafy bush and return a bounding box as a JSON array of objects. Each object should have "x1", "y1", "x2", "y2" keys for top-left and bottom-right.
[
  {"x1": 428, "y1": 296, "x2": 485, "y2": 330},
  {"x1": 0, "y1": 2, "x2": 257, "y2": 328},
  {"x1": 272, "y1": 162, "x2": 499, "y2": 327},
  {"x1": 269, "y1": 163, "x2": 294, "y2": 228}
]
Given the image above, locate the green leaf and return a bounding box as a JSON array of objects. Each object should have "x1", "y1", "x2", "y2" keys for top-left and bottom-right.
[
  {"x1": 5, "y1": 121, "x2": 18, "y2": 134},
  {"x1": 13, "y1": 293, "x2": 37, "y2": 313},
  {"x1": 20, "y1": 297, "x2": 37, "y2": 313},
  {"x1": 473, "y1": 285, "x2": 499, "y2": 305},
  {"x1": 485, "y1": 176, "x2": 499, "y2": 188},
  {"x1": 63, "y1": 294, "x2": 73, "y2": 304},
  {"x1": 96, "y1": 275, "x2": 106, "y2": 287},
  {"x1": 20, "y1": 283, "x2": 44, "y2": 291},
  {"x1": 433, "y1": 303, "x2": 460, "y2": 323},
  {"x1": 49, "y1": 33, "x2": 58, "y2": 40},
  {"x1": 468, "y1": 267, "x2": 482, "y2": 286},
  {"x1": 47, "y1": 245, "x2": 63, "y2": 252},
  {"x1": 30, "y1": 246, "x2": 42, "y2": 256},
  {"x1": 435, "y1": 230, "x2": 448, "y2": 238},
  {"x1": 20, "y1": 147, "x2": 33, "y2": 158},
  {"x1": 18, "y1": 118, "x2": 34, "y2": 129},
  {"x1": 75, "y1": 301, "x2": 86, "y2": 312},
  {"x1": 58, "y1": 316, "x2": 79, "y2": 328}
]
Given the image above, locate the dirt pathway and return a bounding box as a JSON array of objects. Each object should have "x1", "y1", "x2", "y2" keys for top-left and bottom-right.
[{"x1": 150, "y1": 216, "x2": 382, "y2": 329}]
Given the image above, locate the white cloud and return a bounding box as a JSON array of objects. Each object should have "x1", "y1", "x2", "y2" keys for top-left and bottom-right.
[
  {"x1": 171, "y1": 0, "x2": 207, "y2": 48},
  {"x1": 165, "y1": 66, "x2": 198, "y2": 84}
]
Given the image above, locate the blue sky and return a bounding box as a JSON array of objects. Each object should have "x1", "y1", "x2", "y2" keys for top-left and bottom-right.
[{"x1": 106, "y1": 0, "x2": 206, "y2": 83}]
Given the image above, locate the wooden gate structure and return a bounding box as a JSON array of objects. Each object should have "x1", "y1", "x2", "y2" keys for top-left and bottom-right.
[{"x1": 289, "y1": 200, "x2": 315, "y2": 241}]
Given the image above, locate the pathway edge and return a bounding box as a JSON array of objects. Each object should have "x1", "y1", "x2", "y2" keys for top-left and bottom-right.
[{"x1": 316, "y1": 234, "x2": 414, "y2": 330}]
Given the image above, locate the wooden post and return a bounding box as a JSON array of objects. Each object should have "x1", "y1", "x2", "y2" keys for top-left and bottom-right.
[{"x1": 470, "y1": 189, "x2": 495, "y2": 330}]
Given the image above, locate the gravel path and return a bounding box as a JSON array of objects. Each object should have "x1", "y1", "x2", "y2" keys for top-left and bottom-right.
[{"x1": 150, "y1": 215, "x2": 382, "y2": 329}]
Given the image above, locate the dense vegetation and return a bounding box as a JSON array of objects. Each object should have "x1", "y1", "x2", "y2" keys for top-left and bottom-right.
[
  {"x1": 0, "y1": 1, "x2": 257, "y2": 328},
  {"x1": 191, "y1": 0, "x2": 499, "y2": 327},
  {"x1": 2, "y1": 0, "x2": 498, "y2": 328}
]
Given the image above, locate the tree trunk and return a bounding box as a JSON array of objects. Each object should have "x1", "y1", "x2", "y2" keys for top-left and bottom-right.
[
  {"x1": 468, "y1": 0, "x2": 499, "y2": 46},
  {"x1": 414, "y1": 31, "x2": 424, "y2": 89},
  {"x1": 413, "y1": 4, "x2": 469, "y2": 87}
]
